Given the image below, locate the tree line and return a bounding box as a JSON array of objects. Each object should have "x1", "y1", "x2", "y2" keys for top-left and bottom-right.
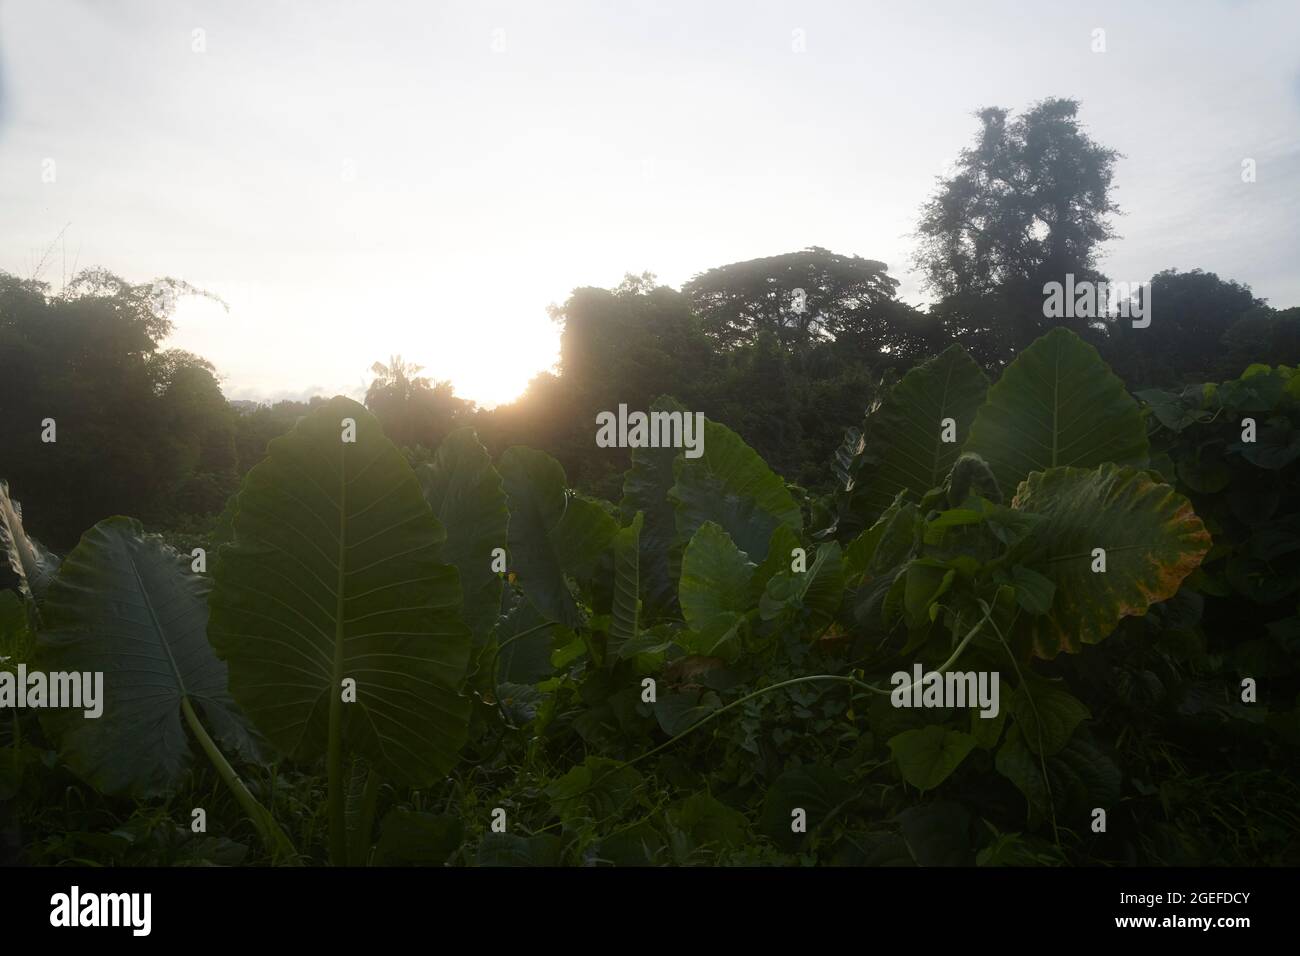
[{"x1": 2, "y1": 97, "x2": 1296, "y2": 551}]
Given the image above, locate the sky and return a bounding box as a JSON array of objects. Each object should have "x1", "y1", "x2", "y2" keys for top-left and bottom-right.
[{"x1": 1, "y1": 0, "x2": 1298, "y2": 407}]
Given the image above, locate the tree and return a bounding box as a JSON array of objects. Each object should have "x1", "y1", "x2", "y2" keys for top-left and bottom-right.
[
  {"x1": 915, "y1": 99, "x2": 1122, "y2": 360},
  {"x1": 0, "y1": 269, "x2": 226, "y2": 546},
  {"x1": 1101, "y1": 269, "x2": 1264, "y2": 386},
  {"x1": 683, "y1": 247, "x2": 907, "y2": 352},
  {"x1": 364, "y1": 355, "x2": 472, "y2": 452},
  {"x1": 1219, "y1": 305, "x2": 1300, "y2": 377}
]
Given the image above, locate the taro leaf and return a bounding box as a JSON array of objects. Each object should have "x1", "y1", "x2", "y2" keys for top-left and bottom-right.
[
  {"x1": 760, "y1": 764, "x2": 854, "y2": 851},
  {"x1": 373, "y1": 809, "x2": 463, "y2": 866},
  {"x1": 678, "y1": 522, "x2": 753, "y2": 655},
  {"x1": 417, "y1": 427, "x2": 508, "y2": 641},
  {"x1": 867, "y1": 494, "x2": 922, "y2": 575},
  {"x1": 619, "y1": 395, "x2": 686, "y2": 618},
  {"x1": 852, "y1": 344, "x2": 989, "y2": 516},
  {"x1": 500, "y1": 446, "x2": 619, "y2": 628},
  {"x1": 208, "y1": 397, "x2": 471, "y2": 786},
  {"x1": 887, "y1": 725, "x2": 978, "y2": 792},
  {"x1": 0, "y1": 480, "x2": 60, "y2": 604},
  {"x1": 1011, "y1": 464, "x2": 1211, "y2": 659},
  {"x1": 608, "y1": 512, "x2": 642, "y2": 662},
  {"x1": 35, "y1": 517, "x2": 257, "y2": 798},
  {"x1": 759, "y1": 541, "x2": 844, "y2": 628},
  {"x1": 494, "y1": 597, "x2": 562, "y2": 684},
  {"x1": 1008, "y1": 676, "x2": 1090, "y2": 756},
  {"x1": 964, "y1": 327, "x2": 1149, "y2": 494},
  {"x1": 897, "y1": 801, "x2": 975, "y2": 866},
  {"x1": 670, "y1": 418, "x2": 801, "y2": 562},
  {"x1": 749, "y1": 524, "x2": 802, "y2": 603}
]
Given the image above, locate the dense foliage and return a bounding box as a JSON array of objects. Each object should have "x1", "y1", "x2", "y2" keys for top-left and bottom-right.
[
  {"x1": 3, "y1": 327, "x2": 1297, "y2": 866},
  {"x1": 3, "y1": 98, "x2": 1297, "y2": 866}
]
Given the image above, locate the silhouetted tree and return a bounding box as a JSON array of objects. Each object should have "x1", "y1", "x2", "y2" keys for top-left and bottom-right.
[
  {"x1": 365, "y1": 355, "x2": 472, "y2": 452},
  {"x1": 915, "y1": 98, "x2": 1121, "y2": 362}
]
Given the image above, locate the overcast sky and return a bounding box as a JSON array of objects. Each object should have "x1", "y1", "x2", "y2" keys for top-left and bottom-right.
[{"x1": 2, "y1": 0, "x2": 1297, "y2": 406}]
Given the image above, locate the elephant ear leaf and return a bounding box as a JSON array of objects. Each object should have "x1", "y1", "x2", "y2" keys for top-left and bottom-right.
[
  {"x1": 851, "y1": 344, "x2": 989, "y2": 515},
  {"x1": 418, "y1": 427, "x2": 508, "y2": 642},
  {"x1": 670, "y1": 418, "x2": 801, "y2": 562},
  {"x1": 679, "y1": 521, "x2": 754, "y2": 656},
  {"x1": 34, "y1": 517, "x2": 256, "y2": 798},
  {"x1": 0, "y1": 480, "x2": 60, "y2": 604},
  {"x1": 499, "y1": 446, "x2": 619, "y2": 628},
  {"x1": 1011, "y1": 464, "x2": 1211, "y2": 658},
  {"x1": 608, "y1": 512, "x2": 643, "y2": 662},
  {"x1": 208, "y1": 397, "x2": 472, "y2": 786},
  {"x1": 620, "y1": 396, "x2": 687, "y2": 619},
  {"x1": 963, "y1": 327, "x2": 1149, "y2": 494}
]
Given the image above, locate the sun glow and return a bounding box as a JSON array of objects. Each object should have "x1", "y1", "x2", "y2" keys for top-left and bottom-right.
[{"x1": 165, "y1": 288, "x2": 560, "y2": 409}]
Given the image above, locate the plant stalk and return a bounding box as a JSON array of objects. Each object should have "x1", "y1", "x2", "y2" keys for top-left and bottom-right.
[{"x1": 180, "y1": 695, "x2": 297, "y2": 864}]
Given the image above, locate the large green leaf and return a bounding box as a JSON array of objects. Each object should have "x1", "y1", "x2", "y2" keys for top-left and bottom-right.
[
  {"x1": 759, "y1": 541, "x2": 845, "y2": 630},
  {"x1": 620, "y1": 395, "x2": 686, "y2": 618},
  {"x1": 494, "y1": 596, "x2": 562, "y2": 684},
  {"x1": 678, "y1": 521, "x2": 753, "y2": 654},
  {"x1": 852, "y1": 344, "x2": 990, "y2": 515},
  {"x1": 669, "y1": 419, "x2": 801, "y2": 562},
  {"x1": 608, "y1": 512, "x2": 642, "y2": 661},
  {"x1": 208, "y1": 397, "x2": 471, "y2": 786},
  {"x1": 1011, "y1": 464, "x2": 1212, "y2": 658},
  {"x1": 964, "y1": 328, "x2": 1149, "y2": 493},
  {"x1": 0, "y1": 480, "x2": 60, "y2": 604},
  {"x1": 35, "y1": 517, "x2": 256, "y2": 798},
  {"x1": 417, "y1": 427, "x2": 508, "y2": 641},
  {"x1": 500, "y1": 446, "x2": 619, "y2": 628}
]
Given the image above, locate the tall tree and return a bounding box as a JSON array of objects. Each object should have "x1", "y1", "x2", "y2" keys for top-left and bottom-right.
[
  {"x1": 0, "y1": 270, "x2": 225, "y2": 546},
  {"x1": 915, "y1": 98, "x2": 1121, "y2": 361}
]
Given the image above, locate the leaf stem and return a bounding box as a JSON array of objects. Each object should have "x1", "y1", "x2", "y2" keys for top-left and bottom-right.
[{"x1": 180, "y1": 695, "x2": 297, "y2": 864}]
